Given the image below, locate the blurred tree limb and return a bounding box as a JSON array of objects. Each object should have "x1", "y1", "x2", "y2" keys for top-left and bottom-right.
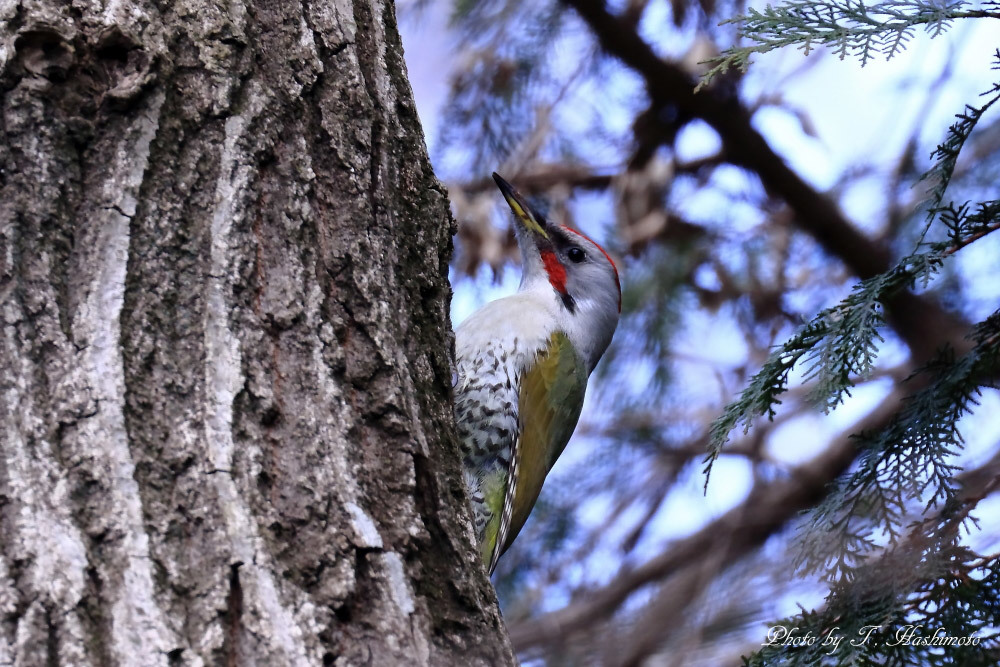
[
  {"x1": 508, "y1": 386, "x2": 905, "y2": 651},
  {"x1": 508, "y1": 382, "x2": 1000, "y2": 657},
  {"x1": 610, "y1": 436, "x2": 1000, "y2": 667},
  {"x1": 561, "y1": 0, "x2": 969, "y2": 361}
]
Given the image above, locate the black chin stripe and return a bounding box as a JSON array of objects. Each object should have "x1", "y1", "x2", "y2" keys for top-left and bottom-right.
[{"x1": 560, "y1": 292, "x2": 576, "y2": 313}]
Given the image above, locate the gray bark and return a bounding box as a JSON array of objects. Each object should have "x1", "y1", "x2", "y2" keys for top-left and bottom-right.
[{"x1": 0, "y1": 0, "x2": 515, "y2": 664}]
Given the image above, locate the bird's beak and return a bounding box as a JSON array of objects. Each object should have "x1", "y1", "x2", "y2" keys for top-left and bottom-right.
[{"x1": 492, "y1": 172, "x2": 549, "y2": 240}]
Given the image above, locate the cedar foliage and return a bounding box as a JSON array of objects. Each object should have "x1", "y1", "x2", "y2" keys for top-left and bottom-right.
[
  {"x1": 700, "y1": 0, "x2": 1000, "y2": 85},
  {"x1": 704, "y1": 8, "x2": 1000, "y2": 664}
]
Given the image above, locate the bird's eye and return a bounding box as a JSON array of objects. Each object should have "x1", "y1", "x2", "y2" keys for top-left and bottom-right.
[{"x1": 567, "y1": 247, "x2": 586, "y2": 263}]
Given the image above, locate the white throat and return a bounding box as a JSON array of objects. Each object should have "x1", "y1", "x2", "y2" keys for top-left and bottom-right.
[{"x1": 516, "y1": 276, "x2": 616, "y2": 374}]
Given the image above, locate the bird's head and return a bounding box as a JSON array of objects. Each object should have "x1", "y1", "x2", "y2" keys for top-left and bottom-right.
[{"x1": 493, "y1": 172, "x2": 621, "y2": 367}]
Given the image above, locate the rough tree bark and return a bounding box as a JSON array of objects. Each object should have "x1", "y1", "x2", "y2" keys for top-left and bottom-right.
[{"x1": 0, "y1": 0, "x2": 516, "y2": 664}]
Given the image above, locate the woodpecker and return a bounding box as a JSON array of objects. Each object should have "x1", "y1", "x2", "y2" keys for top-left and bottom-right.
[{"x1": 455, "y1": 173, "x2": 621, "y2": 574}]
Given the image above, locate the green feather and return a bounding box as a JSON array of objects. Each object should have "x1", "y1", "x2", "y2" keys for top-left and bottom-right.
[
  {"x1": 480, "y1": 469, "x2": 506, "y2": 566},
  {"x1": 492, "y1": 331, "x2": 587, "y2": 569}
]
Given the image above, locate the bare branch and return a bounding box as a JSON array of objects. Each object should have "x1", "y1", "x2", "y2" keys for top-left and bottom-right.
[
  {"x1": 560, "y1": 0, "x2": 969, "y2": 361},
  {"x1": 508, "y1": 387, "x2": 906, "y2": 651}
]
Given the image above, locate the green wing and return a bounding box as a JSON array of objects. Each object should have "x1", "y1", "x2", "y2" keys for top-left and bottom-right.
[{"x1": 490, "y1": 331, "x2": 587, "y2": 571}]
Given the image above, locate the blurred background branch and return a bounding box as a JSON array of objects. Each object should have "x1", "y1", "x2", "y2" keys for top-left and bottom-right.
[{"x1": 400, "y1": 0, "x2": 1000, "y2": 663}]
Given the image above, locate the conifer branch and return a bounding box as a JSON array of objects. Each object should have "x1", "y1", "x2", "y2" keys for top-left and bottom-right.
[
  {"x1": 699, "y1": 1, "x2": 1000, "y2": 89},
  {"x1": 705, "y1": 201, "x2": 1000, "y2": 482},
  {"x1": 921, "y1": 63, "x2": 1000, "y2": 232}
]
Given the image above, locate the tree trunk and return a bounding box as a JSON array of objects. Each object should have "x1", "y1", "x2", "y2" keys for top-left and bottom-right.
[{"x1": 0, "y1": 1, "x2": 515, "y2": 664}]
